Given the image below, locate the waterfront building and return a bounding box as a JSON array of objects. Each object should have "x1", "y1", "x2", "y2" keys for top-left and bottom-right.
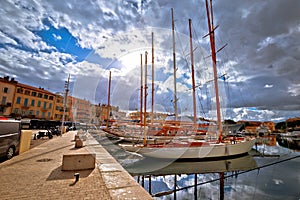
[
  {"x1": 262, "y1": 121, "x2": 275, "y2": 132},
  {"x1": 238, "y1": 120, "x2": 275, "y2": 134},
  {"x1": 0, "y1": 76, "x2": 127, "y2": 125},
  {"x1": 0, "y1": 75, "x2": 57, "y2": 120},
  {"x1": 90, "y1": 104, "x2": 98, "y2": 124},
  {"x1": 126, "y1": 111, "x2": 167, "y2": 123},
  {"x1": 0, "y1": 76, "x2": 17, "y2": 117},
  {"x1": 53, "y1": 93, "x2": 65, "y2": 121},
  {"x1": 286, "y1": 117, "x2": 300, "y2": 130},
  {"x1": 69, "y1": 96, "x2": 91, "y2": 123},
  {"x1": 12, "y1": 83, "x2": 55, "y2": 120},
  {"x1": 99, "y1": 104, "x2": 119, "y2": 122}
]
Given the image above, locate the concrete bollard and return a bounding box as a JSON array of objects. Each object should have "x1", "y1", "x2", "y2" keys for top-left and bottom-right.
[
  {"x1": 74, "y1": 173, "x2": 80, "y2": 182},
  {"x1": 19, "y1": 130, "x2": 32, "y2": 154},
  {"x1": 74, "y1": 135, "x2": 80, "y2": 141},
  {"x1": 75, "y1": 139, "x2": 83, "y2": 148}
]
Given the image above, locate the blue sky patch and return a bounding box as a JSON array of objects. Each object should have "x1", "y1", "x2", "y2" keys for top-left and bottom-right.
[
  {"x1": 248, "y1": 107, "x2": 257, "y2": 111},
  {"x1": 35, "y1": 19, "x2": 92, "y2": 62}
]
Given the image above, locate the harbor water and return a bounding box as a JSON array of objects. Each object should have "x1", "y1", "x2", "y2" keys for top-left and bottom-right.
[{"x1": 90, "y1": 131, "x2": 300, "y2": 200}]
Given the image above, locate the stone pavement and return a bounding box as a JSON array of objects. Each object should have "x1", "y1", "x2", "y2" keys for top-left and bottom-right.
[{"x1": 0, "y1": 131, "x2": 153, "y2": 200}]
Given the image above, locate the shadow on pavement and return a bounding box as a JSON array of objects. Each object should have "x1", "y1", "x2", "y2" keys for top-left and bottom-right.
[{"x1": 47, "y1": 166, "x2": 93, "y2": 181}]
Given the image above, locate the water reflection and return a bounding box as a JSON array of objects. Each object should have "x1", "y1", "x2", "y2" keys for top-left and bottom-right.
[
  {"x1": 277, "y1": 135, "x2": 300, "y2": 151},
  {"x1": 91, "y1": 132, "x2": 300, "y2": 200},
  {"x1": 126, "y1": 154, "x2": 257, "y2": 176},
  {"x1": 125, "y1": 155, "x2": 256, "y2": 199}
]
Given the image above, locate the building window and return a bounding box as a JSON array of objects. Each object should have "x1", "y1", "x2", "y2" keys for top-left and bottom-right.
[
  {"x1": 49, "y1": 96, "x2": 54, "y2": 100},
  {"x1": 24, "y1": 98, "x2": 28, "y2": 107},
  {"x1": 48, "y1": 112, "x2": 51, "y2": 118},
  {"x1": 16, "y1": 97, "x2": 21, "y2": 104},
  {"x1": 37, "y1": 101, "x2": 41, "y2": 107},
  {"x1": 44, "y1": 94, "x2": 48, "y2": 99},
  {"x1": 31, "y1": 99, "x2": 35, "y2": 106},
  {"x1": 17, "y1": 88, "x2": 23, "y2": 94},
  {"x1": 36, "y1": 111, "x2": 40, "y2": 116},
  {"x1": 31, "y1": 91, "x2": 36, "y2": 96},
  {"x1": 24, "y1": 90, "x2": 30, "y2": 95},
  {"x1": 1, "y1": 96, "x2": 6, "y2": 105},
  {"x1": 49, "y1": 103, "x2": 52, "y2": 109},
  {"x1": 13, "y1": 108, "x2": 20, "y2": 114},
  {"x1": 42, "y1": 112, "x2": 45, "y2": 118},
  {"x1": 38, "y1": 93, "x2": 42, "y2": 98},
  {"x1": 29, "y1": 110, "x2": 34, "y2": 115},
  {"x1": 57, "y1": 98, "x2": 63, "y2": 103},
  {"x1": 3, "y1": 87, "x2": 8, "y2": 93},
  {"x1": 43, "y1": 102, "x2": 47, "y2": 109}
]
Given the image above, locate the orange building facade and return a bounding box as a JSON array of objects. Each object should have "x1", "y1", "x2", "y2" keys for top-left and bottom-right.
[
  {"x1": 12, "y1": 83, "x2": 55, "y2": 120},
  {"x1": 0, "y1": 76, "x2": 16, "y2": 116}
]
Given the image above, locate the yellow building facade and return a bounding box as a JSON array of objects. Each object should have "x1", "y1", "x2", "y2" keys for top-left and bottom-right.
[
  {"x1": 0, "y1": 76, "x2": 16, "y2": 116},
  {"x1": 12, "y1": 83, "x2": 55, "y2": 120},
  {"x1": 53, "y1": 94, "x2": 64, "y2": 121},
  {"x1": 1, "y1": 76, "x2": 139, "y2": 125}
]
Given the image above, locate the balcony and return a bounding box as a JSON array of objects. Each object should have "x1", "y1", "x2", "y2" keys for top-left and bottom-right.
[
  {"x1": 21, "y1": 105, "x2": 30, "y2": 109},
  {"x1": 0, "y1": 102, "x2": 12, "y2": 107},
  {"x1": 41, "y1": 108, "x2": 48, "y2": 112}
]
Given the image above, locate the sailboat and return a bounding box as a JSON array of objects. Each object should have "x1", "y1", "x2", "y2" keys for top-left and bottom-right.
[{"x1": 119, "y1": 0, "x2": 256, "y2": 159}]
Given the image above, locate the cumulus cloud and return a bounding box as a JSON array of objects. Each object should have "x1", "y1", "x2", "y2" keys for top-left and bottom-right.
[{"x1": 0, "y1": 0, "x2": 299, "y2": 121}]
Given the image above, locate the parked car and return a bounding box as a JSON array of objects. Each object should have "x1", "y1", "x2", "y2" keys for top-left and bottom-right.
[
  {"x1": 0, "y1": 119, "x2": 21, "y2": 159},
  {"x1": 66, "y1": 126, "x2": 76, "y2": 132}
]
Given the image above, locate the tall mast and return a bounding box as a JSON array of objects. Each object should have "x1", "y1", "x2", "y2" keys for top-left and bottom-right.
[
  {"x1": 189, "y1": 19, "x2": 197, "y2": 125},
  {"x1": 151, "y1": 32, "x2": 154, "y2": 125},
  {"x1": 205, "y1": 0, "x2": 222, "y2": 141},
  {"x1": 140, "y1": 54, "x2": 143, "y2": 125},
  {"x1": 143, "y1": 51, "x2": 148, "y2": 145},
  {"x1": 106, "y1": 71, "x2": 111, "y2": 130},
  {"x1": 171, "y1": 8, "x2": 178, "y2": 120}
]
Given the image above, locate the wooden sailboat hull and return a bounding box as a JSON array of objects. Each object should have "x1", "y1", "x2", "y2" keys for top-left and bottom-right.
[{"x1": 122, "y1": 138, "x2": 256, "y2": 159}]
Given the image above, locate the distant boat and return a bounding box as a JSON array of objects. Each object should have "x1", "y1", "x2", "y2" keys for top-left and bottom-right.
[
  {"x1": 277, "y1": 131, "x2": 300, "y2": 150},
  {"x1": 256, "y1": 124, "x2": 271, "y2": 136},
  {"x1": 119, "y1": 0, "x2": 256, "y2": 159}
]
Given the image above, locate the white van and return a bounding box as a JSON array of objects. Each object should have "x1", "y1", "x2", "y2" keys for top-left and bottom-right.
[{"x1": 0, "y1": 120, "x2": 21, "y2": 159}]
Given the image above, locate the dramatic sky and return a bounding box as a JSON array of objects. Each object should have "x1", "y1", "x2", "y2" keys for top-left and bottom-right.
[{"x1": 1, "y1": 0, "x2": 299, "y2": 122}]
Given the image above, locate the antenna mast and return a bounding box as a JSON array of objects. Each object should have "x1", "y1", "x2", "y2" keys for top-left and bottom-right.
[{"x1": 61, "y1": 74, "x2": 70, "y2": 135}]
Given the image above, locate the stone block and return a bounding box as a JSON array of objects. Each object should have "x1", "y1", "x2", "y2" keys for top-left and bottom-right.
[{"x1": 62, "y1": 153, "x2": 96, "y2": 171}]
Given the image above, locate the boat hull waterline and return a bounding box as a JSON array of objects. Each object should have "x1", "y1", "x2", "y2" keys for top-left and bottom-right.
[{"x1": 120, "y1": 138, "x2": 256, "y2": 159}]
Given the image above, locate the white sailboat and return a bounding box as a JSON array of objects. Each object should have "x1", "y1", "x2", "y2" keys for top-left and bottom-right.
[
  {"x1": 120, "y1": 0, "x2": 256, "y2": 159},
  {"x1": 120, "y1": 136, "x2": 256, "y2": 159}
]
